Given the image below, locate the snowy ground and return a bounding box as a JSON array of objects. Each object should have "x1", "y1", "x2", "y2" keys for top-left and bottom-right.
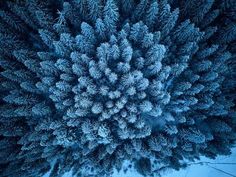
[
  {"x1": 112, "y1": 148, "x2": 236, "y2": 177},
  {"x1": 44, "y1": 148, "x2": 236, "y2": 177},
  {"x1": 163, "y1": 147, "x2": 236, "y2": 177}
]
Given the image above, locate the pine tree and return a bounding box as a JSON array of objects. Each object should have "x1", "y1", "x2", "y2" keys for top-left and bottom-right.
[{"x1": 0, "y1": 0, "x2": 235, "y2": 177}]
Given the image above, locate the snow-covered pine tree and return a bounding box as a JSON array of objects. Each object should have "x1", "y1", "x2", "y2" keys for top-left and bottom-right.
[{"x1": 0, "y1": 0, "x2": 236, "y2": 176}]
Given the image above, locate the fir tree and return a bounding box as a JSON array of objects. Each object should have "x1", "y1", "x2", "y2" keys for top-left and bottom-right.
[{"x1": 0, "y1": 0, "x2": 236, "y2": 177}]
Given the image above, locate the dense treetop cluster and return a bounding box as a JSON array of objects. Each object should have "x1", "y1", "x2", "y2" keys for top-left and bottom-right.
[{"x1": 0, "y1": 0, "x2": 236, "y2": 176}]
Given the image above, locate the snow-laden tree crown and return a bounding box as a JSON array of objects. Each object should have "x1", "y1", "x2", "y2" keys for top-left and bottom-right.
[{"x1": 0, "y1": 0, "x2": 236, "y2": 176}]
